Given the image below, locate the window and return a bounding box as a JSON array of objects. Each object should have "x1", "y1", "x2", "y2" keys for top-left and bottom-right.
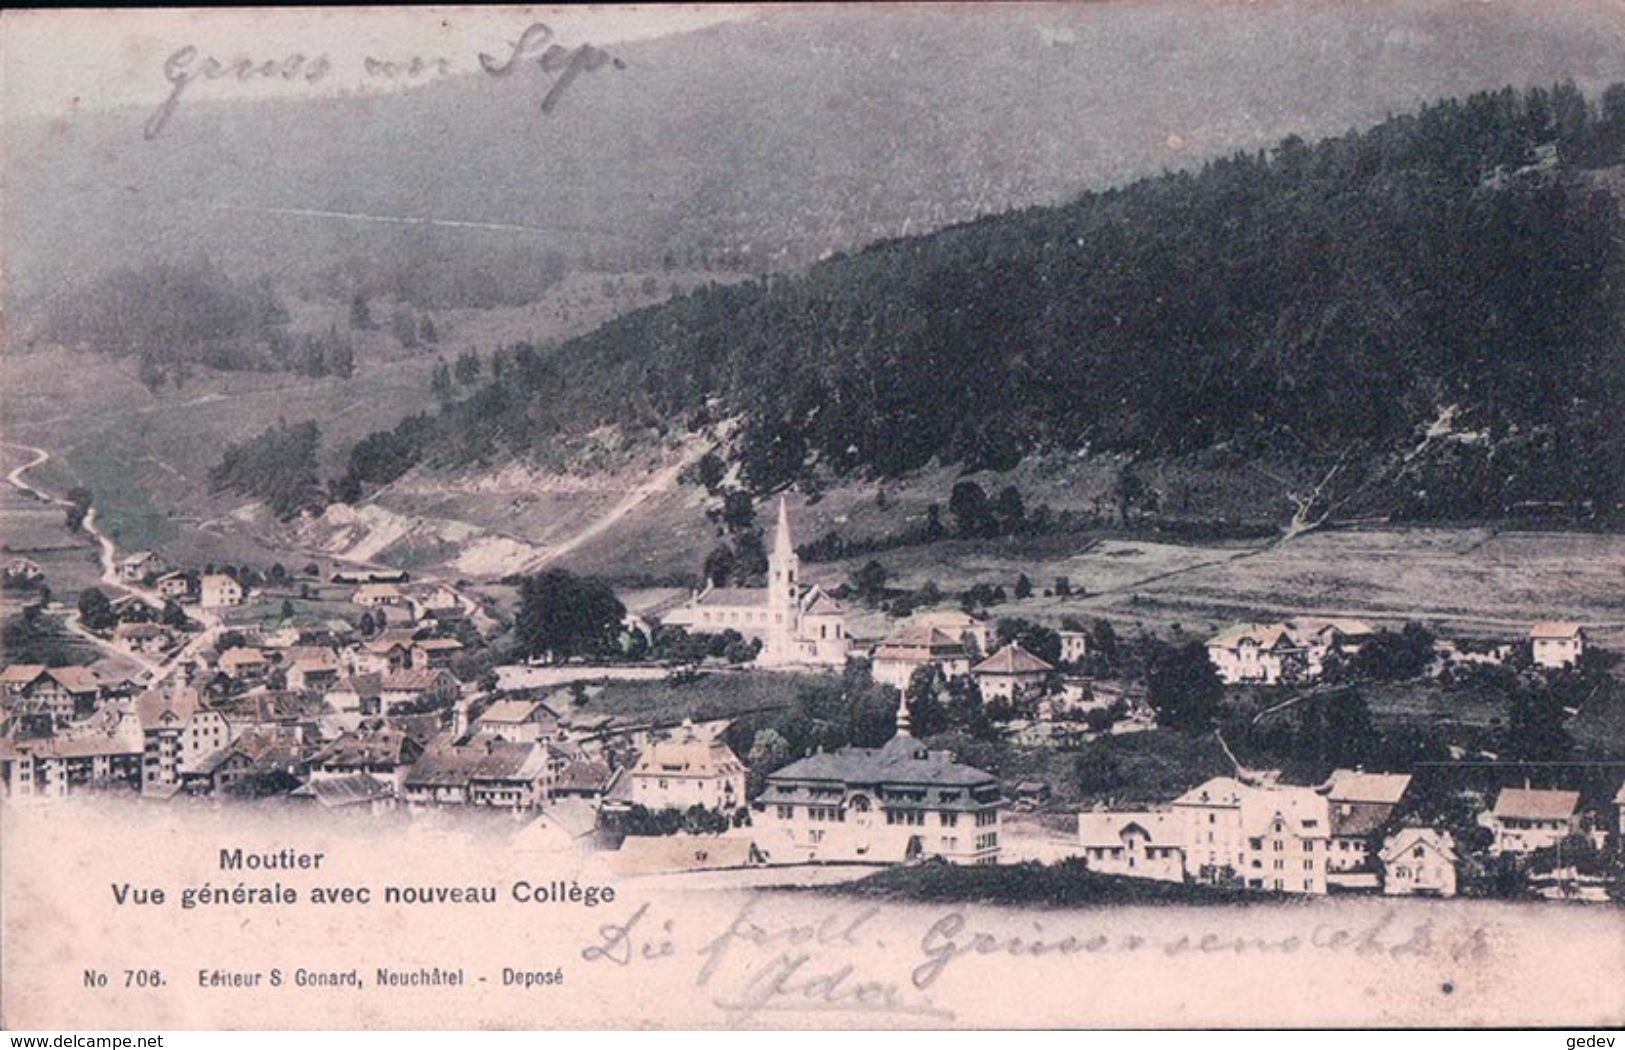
[
  {"x1": 1304, "y1": 859, "x2": 1313, "y2": 871},
  {"x1": 940, "y1": 812, "x2": 958, "y2": 827},
  {"x1": 776, "y1": 805, "x2": 793, "y2": 820}
]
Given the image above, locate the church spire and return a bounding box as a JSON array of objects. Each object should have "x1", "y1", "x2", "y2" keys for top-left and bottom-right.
[
  {"x1": 769, "y1": 494, "x2": 798, "y2": 609},
  {"x1": 773, "y1": 495, "x2": 794, "y2": 568},
  {"x1": 895, "y1": 691, "x2": 911, "y2": 736}
]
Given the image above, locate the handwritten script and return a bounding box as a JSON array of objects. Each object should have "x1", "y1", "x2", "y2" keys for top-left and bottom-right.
[
  {"x1": 579, "y1": 894, "x2": 1497, "y2": 1026},
  {"x1": 144, "y1": 22, "x2": 624, "y2": 140}
]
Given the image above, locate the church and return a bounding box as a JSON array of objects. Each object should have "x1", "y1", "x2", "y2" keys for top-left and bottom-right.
[{"x1": 658, "y1": 497, "x2": 850, "y2": 668}]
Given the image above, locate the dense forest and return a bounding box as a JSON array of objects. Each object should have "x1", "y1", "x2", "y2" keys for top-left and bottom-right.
[
  {"x1": 356, "y1": 83, "x2": 1625, "y2": 520},
  {"x1": 44, "y1": 262, "x2": 369, "y2": 389}
]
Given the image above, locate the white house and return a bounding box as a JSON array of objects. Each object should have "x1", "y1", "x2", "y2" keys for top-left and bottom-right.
[
  {"x1": 1380, "y1": 828, "x2": 1458, "y2": 898},
  {"x1": 870, "y1": 625, "x2": 972, "y2": 692},
  {"x1": 154, "y1": 572, "x2": 192, "y2": 601},
  {"x1": 1059, "y1": 630, "x2": 1090, "y2": 665},
  {"x1": 1489, "y1": 787, "x2": 1580, "y2": 855},
  {"x1": 134, "y1": 687, "x2": 238, "y2": 790},
  {"x1": 352, "y1": 583, "x2": 409, "y2": 609},
  {"x1": 1530, "y1": 622, "x2": 1586, "y2": 669},
  {"x1": 1076, "y1": 810, "x2": 1185, "y2": 882},
  {"x1": 971, "y1": 642, "x2": 1053, "y2": 701},
  {"x1": 1172, "y1": 777, "x2": 1331, "y2": 894},
  {"x1": 908, "y1": 610, "x2": 994, "y2": 658},
  {"x1": 200, "y1": 574, "x2": 245, "y2": 609},
  {"x1": 1206, "y1": 623, "x2": 1306, "y2": 685},
  {"x1": 117, "y1": 551, "x2": 167, "y2": 584},
  {"x1": 1206, "y1": 618, "x2": 1373, "y2": 685},
  {"x1": 630, "y1": 724, "x2": 746, "y2": 813}
]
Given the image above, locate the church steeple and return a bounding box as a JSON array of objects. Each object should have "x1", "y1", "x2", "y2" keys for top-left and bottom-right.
[{"x1": 769, "y1": 495, "x2": 798, "y2": 609}]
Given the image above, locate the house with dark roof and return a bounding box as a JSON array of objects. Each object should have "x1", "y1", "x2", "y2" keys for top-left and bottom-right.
[
  {"x1": 379, "y1": 669, "x2": 460, "y2": 714},
  {"x1": 1, "y1": 665, "x2": 103, "y2": 722},
  {"x1": 290, "y1": 771, "x2": 396, "y2": 813},
  {"x1": 117, "y1": 550, "x2": 167, "y2": 584},
  {"x1": 179, "y1": 729, "x2": 304, "y2": 796},
  {"x1": 402, "y1": 739, "x2": 551, "y2": 811},
  {"x1": 1320, "y1": 770, "x2": 1412, "y2": 873},
  {"x1": 310, "y1": 726, "x2": 424, "y2": 792},
  {"x1": 754, "y1": 697, "x2": 1003, "y2": 865}
]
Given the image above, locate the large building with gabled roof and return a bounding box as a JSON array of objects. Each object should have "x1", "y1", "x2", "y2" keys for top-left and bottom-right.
[
  {"x1": 659, "y1": 497, "x2": 849, "y2": 668},
  {"x1": 753, "y1": 697, "x2": 1003, "y2": 865}
]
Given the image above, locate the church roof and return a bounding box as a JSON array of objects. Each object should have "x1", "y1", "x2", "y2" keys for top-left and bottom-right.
[
  {"x1": 801, "y1": 592, "x2": 844, "y2": 616},
  {"x1": 692, "y1": 587, "x2": 770, "y2": 608}
]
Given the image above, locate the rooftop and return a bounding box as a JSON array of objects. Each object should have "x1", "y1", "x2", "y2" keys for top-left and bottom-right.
[{"x1": 1493, "y1": 787, "x2": 1580, "y2": 821}]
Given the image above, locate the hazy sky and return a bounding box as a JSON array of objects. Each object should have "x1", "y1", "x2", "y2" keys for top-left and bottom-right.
[{"x1": 0, "y1": 6, "x2": 762, "y2": 120}]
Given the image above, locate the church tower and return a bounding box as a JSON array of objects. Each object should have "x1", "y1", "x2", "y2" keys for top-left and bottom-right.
[
  {"x1": 766, "y1": 495, "x2": 800, "y2": 660},
  {"x1": 769, "y1": 495, "x2": 800, "y2": 611}
]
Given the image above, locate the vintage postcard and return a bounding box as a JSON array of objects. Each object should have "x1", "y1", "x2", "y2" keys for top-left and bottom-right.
[{"x1": 2, "y1": 2, "x2": 1624, "y2": 1032}]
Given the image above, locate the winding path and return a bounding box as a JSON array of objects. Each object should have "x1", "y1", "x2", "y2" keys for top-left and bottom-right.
[{"x1": 1, "y1": 440, "x2": 221, "y2": 684}]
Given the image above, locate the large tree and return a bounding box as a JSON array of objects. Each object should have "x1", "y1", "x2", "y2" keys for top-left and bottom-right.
[
  {"x1": 514, "y1": 570, "x2": 626, "y2": 661},
  {"x1": 1145, "y1": 640, "x2": 1223, "y2": 732}
]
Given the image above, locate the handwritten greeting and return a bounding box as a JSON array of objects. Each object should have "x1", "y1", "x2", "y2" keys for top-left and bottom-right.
[{"x1": 144, "y1": 22, "x2": 624, "y2": 140}]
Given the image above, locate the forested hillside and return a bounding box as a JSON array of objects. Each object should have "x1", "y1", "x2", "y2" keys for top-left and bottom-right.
[{"x1": 349, "y1": 84, "x2": 1625, "y2": 524}]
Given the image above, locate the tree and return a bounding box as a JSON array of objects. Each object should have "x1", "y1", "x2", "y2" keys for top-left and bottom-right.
[
  {"x1": 696, "y1": 451, "x2": 727, "y2": 493},
  {"x1": 77, "y1": 588, "x2": 115, "y2": 631},
  {"x1": 1054, "y1": 576, "x2": 1072, "y2": 598},
  {"x1": 1074, "y1": 743, "x2": 1125, "y2": 796},
  {"x1": 349, "y1": 293, "x2": 375, "y2": 330},
  {"x1": 993, "y1": 485, "x2": 1026, "y2": 533},
  {"x1": 1014, "y1": 573, "x2": 1033, "y2": 600},
  {"x1": 1145, "y1": 640, "x2": 1222, "y2": 731},
  {"x1": 1502, "y1": 682, "x2": 1573, "y2": 762},
  {"x1": 514, "y1": 570, "x2": 626, "y2": 661},
  {"x1": 730, "y1": 530, "x2": 769, "y2": 584},
  {"x1": 279, "y1": 599, "x2": 297, "y2": 621},
  {"x1": 851, "y1": 561, "x2": 889, "y2": 606},
  {"x1": 454, "y1": 350, "x2": 481, "y2": 385},
  {"x1": 431, "y1": 360, "x2": 453, "y2": 401},
  {"x1": 1350, "y1": 623, "x2": 1437, "y2": 681},
  {"x1": 949, "y1": 480, "x2": 995, "y2": 537},
  {"x1": 65, "y1": 487, "x2": 93, "y2": 532},
  {"x1": 702, "y1": 545, "x2": 736, "y2": 588},
  {"x1": 328, "y1": 339, "x2": 356, "y2": 379},
  {"x1": 905, "y1": 666, "x2": 950, "y2": 737},
  {"x1": 719, "y1": 490, "x2": 755, "y2": 534}
]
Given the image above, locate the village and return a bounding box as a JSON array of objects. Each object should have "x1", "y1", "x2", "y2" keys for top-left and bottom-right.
[{"x1": 1, "y1": 495, "x2": 1622, "y2": 902}]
